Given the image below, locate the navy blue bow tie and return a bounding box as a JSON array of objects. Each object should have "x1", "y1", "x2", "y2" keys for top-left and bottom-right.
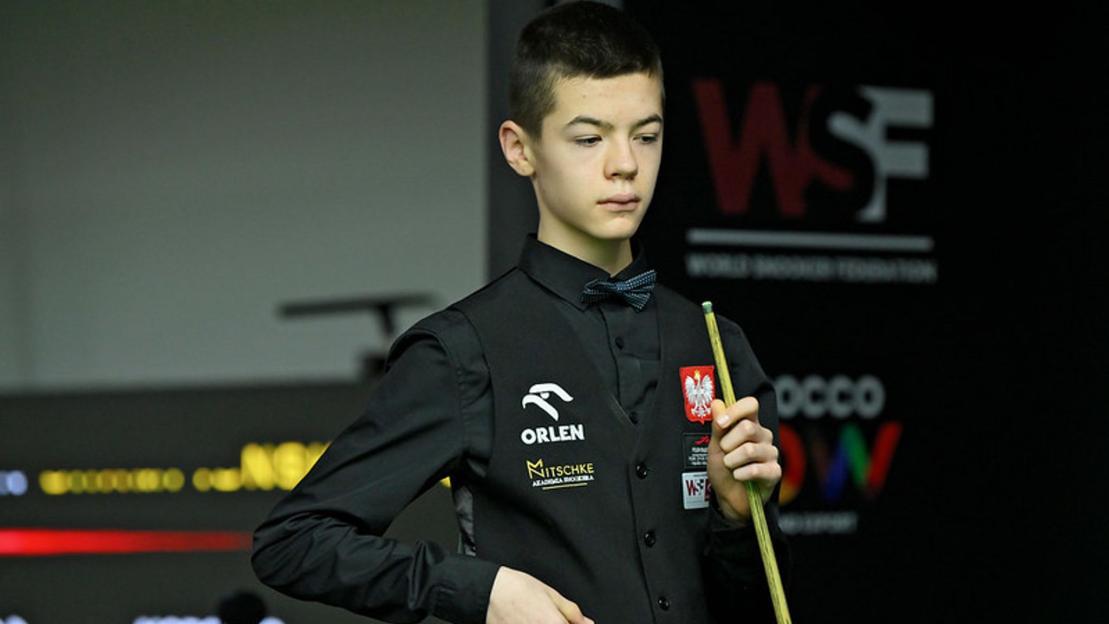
[{"x1": 580, "y1": 269, "x2": 657, "y2": 311}]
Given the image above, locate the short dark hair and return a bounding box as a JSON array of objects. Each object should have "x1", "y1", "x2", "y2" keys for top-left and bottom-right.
[{"x1": 509, "y1": 1, "x2": 663, "y2": 138}]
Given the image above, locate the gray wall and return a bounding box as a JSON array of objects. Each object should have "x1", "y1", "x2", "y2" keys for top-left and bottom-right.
[{"x1": 0, "y1": 1, "x2": 487, "y2": 390}]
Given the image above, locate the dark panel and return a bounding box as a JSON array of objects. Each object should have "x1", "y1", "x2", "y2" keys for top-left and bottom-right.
[{"x1": 621, "y1": 2, "x2": 1108, "y2": 621}]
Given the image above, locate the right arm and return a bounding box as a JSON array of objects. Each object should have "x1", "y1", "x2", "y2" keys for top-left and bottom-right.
[
  {"x1": 250, "y1": 317, "x2": 500, "y2": 624},
  {"x1": 251, "y1": 313, "x2": 593, "y2": 624}
]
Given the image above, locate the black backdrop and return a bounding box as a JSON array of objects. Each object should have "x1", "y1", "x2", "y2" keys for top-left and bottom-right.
[{"x1": 623, "y1": 2, "x2": 1109, "y2": 621}]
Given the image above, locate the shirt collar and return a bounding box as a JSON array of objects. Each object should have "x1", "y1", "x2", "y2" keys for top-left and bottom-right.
[{"x1": 516, "y1": 232, "x2": 654, "y2": 311}]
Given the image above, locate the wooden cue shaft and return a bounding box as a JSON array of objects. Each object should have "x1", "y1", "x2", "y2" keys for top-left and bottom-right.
[{"x1": 702, "y1": 301, "x2": 792, "y2": 624}]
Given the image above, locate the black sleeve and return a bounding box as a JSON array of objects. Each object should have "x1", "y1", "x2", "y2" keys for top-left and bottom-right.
[
  {"x1": 250, "y1": 314, "x2": 501, "y2": 624},
  {"x1": 702, "y1": 316, "x2": 792, "y2": 623}
]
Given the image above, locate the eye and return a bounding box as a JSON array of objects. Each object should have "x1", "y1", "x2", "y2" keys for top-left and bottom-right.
[
  {"x1": 636, "y1": 134, "x2": 660, "y2": 144},
  {"x1": 574, "y1": 136, "x2": 601, "y2": 147}
]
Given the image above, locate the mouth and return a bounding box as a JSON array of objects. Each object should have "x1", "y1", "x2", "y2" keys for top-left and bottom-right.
[{"x1": 598, "y1": 193, "x2": 641, "y2": 211}]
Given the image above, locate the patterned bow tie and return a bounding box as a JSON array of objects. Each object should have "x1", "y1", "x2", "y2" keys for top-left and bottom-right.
[{"x1": 580, "y1": 269, "x2": 657, "y2": 311}]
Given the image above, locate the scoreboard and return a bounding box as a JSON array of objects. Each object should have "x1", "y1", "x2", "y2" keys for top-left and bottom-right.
[{"x1": 0, "y1": 382, "x2": 457, "y2": 623}]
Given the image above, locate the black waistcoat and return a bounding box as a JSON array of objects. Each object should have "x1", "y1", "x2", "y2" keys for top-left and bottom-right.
[{"x1": 452, "y1": 268, "x2": 727, "y2": 624}]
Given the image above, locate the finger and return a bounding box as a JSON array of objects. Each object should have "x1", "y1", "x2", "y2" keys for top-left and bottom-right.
[
  {"x1": 710, "y1": 399, "x2": 728, "y2": 426},
  {"x1": 713, "y1": 396, "x2": 759, "y2": 430},
  {"x1": 723, "y1": 441, "x2": 779, "y2": 470},
  {"x1": 720, "y1": 419, "x2": 773, "y2": 452},
  {"x1": 557, "y1": 600, "x2": 587, "y2": 624},
  {"x1": 710, "y1": 399, "x2": 729, "y2": 445},
  {"x1": 726, "y1": 395, "x2": 760, "y2": 424},
  {"x1": 709, "y1": 398, "x2": 733, "y2": 429},
  {"x1": 731, "y1": 460, "x2": 783, "y2": 484},
  {"x1": 712, "y1": 395, "x2": 755, "y2": 431},
  {"x1": 545, "y1": 586, "x2": 587, "y2": 624}
]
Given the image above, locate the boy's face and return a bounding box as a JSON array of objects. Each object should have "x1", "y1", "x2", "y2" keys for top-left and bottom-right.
[{"x1": 516, "y1": 72, "x2": 664, "y2": 249}]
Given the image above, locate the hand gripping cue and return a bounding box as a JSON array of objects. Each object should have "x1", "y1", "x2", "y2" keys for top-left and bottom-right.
[{"x1": 702, "y1": 301, "x2": 792, "y2": 624}]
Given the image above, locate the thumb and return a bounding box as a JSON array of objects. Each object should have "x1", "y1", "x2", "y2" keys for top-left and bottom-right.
[
  {"x1": 544, "y1": 585, "x2": 588, "y2": 624},
  {"x1": 710, "y1": 398, "x2": 729, "y2": 448}
]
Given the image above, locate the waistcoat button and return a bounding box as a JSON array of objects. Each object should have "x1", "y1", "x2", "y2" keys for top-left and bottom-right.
[
  {"x1": 628, "y1": 410, "x2": 639, "y2": 424},
  {"x1": 615, "y1": 336, "x2": 625, "y2": 349},
  {"x1": 657, "y1": 596, "x2": 670, "y2": 610},
  {"x1": 635, "y1": 463, "x2": 649, "y2": 479},
  {"x1": 643, "y1": 530, "x2": 656, "y2": 547}
]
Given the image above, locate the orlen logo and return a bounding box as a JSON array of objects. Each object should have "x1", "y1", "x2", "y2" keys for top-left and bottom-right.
[
  {"x1": 693, "y1": 80, "x2": 931, "y2": 223},
  {"x1": 521, "y1": 383, "x2": 574, "y2": 421},
  {"x1": 520, "y1": 382, "x2": 585, "y2": 446},
  {"x1": 774, "y1": 375, "x2": 902, "y2": 505}
]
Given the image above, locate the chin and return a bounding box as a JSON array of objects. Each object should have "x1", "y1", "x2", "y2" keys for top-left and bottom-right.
[{"x1": 592, "y1": 221, "x2": 641, "y2": 241}]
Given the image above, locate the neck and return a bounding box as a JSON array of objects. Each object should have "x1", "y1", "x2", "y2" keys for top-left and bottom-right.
[{"x1": 537, "y1": 222, "x2": 633, "y2": 277}]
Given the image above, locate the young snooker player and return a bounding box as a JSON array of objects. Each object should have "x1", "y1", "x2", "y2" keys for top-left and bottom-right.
[{"x1": 253, "y1": 3, "x2": 789, "y2": 622}]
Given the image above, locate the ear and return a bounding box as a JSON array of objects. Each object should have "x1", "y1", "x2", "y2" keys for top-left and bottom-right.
[{"x1": 499, "y1": 120, "x2": 536, "y2": 177}]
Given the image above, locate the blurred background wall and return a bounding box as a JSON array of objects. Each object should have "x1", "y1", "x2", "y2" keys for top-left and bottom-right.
[{"x1": 0, "y1": 0, "x2": 486, "y2": 390}]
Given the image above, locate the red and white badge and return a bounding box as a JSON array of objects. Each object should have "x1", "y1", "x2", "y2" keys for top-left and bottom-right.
[
  {"x1": 679, "y1": 365, "x2": 716, "y2": 424},
  {"x1": 682, "y1": 471, "x2": 710, "y2": 509}
]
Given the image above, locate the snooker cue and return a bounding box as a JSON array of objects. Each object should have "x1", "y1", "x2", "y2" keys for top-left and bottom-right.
[{"x1": 702, "y1": 301, "x2": 792, "y2": 624}]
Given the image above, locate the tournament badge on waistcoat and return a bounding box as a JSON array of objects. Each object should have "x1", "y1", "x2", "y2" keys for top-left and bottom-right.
[
  {"x1": 679, "y1": 366, "x2": 715, "y2": 509},
  {"x1": 679, "y1": 365, "x2": 716, "y2": 424}
]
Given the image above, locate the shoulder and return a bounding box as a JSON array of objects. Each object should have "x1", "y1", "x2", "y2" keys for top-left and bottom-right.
[
  {"x1": 383, "y1": 270, "x2": 525, "y2": 372},
  {"x1": 397, "y1": 308, "x2": 472, "y2": 345},
  {"x1": 447, "y1": 266, "x2": 526, "y2": 313}
]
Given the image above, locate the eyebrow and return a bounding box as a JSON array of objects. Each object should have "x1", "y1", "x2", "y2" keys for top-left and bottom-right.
[{"x1": 564, "y1": 114, "x2": 664, "y2": 131}]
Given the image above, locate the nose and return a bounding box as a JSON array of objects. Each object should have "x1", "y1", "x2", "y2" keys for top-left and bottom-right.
[{"x1": 604, "y1": 138, "x2": 638, "y2": 180}]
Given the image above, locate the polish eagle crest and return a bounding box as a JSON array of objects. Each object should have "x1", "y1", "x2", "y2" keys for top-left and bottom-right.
[{"x1": 681, "y1": 366, "x2": 716, "y2": 424}]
